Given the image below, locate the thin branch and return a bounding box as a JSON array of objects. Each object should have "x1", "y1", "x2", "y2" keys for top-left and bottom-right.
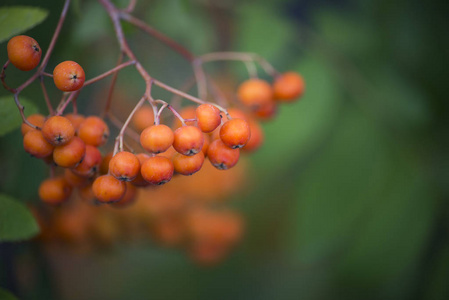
[
  {"x1": 39, "y1": 76, "x2": 54, "y2": 115},
  {"x1": 83, "y1": 60, "x2": 135, "y2": 86}
]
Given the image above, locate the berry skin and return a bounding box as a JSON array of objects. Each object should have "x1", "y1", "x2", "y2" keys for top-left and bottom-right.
[
  {"x1": 202, "y1": 134, "x2": 210, "y2": 156},
  {"x1": 111, "y1": 182, "x2": 137, "y2": 207},
  {"x1": 78, "y1": 116, "x2": 109, "y2": 147},
  {"x1": 141, "y1": 156, "x2": 174, "y2": 185},
  {"x1": 109, "y1": 151, "x2": 141, "y2": 181},
  {"x1": 53, "y1": 61, "x2": 85, "y2": 92},
  {"x1": 53, "y1": 136, "x2": 86, "y2": 168},
  {"x1": 132, "y1": 106, "x2": 154, "y2": 132},
  {"x1": 23, "y1": 130, "x2": 54, "y2": 158},
  {"x1": 21, "y1": 114, "x2": 46, "y2": 136},
  {"x1": 140, "y1": 124, "x2": 174, "y2": 154},
  {"x1": 173, "y1": 126, "x2": 204, "y2": 156},
  {"x1": 65, "y1": 113, "x2": 85, "y2": 131},
  {"x1": 7, "y1": 35, "x2": 41, "y2": 71},
  {"x1": 273, "y1": 72, "x2": 305, "y2": 101},
  {"x1": 72, "y1": 145, "x2": 102, "y2": 177},
  {"x1": 38, "y1": 177, "x2": 72, "y2": 205},
  {"x1": 196, "y1": 104, "x2": 221, "y2": 133},
  {"x1": 92, "y1": 175, "x2": 127, "y2": 203},
  {"x1": 220, "y1": 118, "x2": 251, "y2": 149},
  {"x1": 131, "y1": 153, "x2": 151, "y2": 187},
  {"x1": 42, "y1": 116, "x2": 75, "y2": 146},
  {"x1": 173, "y1": 151, "x2": 205, "y2": 176},
  {"x1": 207, "y1": 140, "x2": 240, "y2": 170},
  {"x1": 237, "y1": 79, "x2": 273, "y2": 109},
  {"x1": 254, "y1": 101, "x2": 278, "y2": 121},
  {"x1": 242, "y1": 120, "x2": 264, "y2": 152},
  {"x1": 64, "y1": 169, "x2": 90, "y2": 187}
]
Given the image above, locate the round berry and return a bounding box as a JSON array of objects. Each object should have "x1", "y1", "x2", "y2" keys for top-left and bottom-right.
[
  {"x1": 64, "y1": 169, "x2": 90, "y2": 188},
  {"x1": 109, "y1": 151, "x2": 140, "y2": 181},
  {"x1": 131, "y1": 153, "x2": 151, "y2": 187},
  {"x1": 65, "y1": 113, "x2": 85, "y2": 131},
  {"x1": 219, "y1": 118, "x2": 251, "y2": 149},
  {"x1": 207, "y1": 140, "x2": 240, "y2": 170},
  {"x1": 92, "y1": 175, "x2": 126, "y2": 203},
  {"x1": 99, "y1": 152, "x2": 113, "y2": 175},
  {"x1": 38, "y1": 177, "x2": 72, "y2": 205},
  {"x1": 21, "y1": 114, "x2": 45, "y2": 136},
  {"x1": 111, "y1": 182, "x2": 137, "y2": 207},
  {"x1": 196, "y1": 104, "x2": 221, "y2": 133},
  {"x1": 237, "y1": 79, "x2": 273, "y2": 109},
  {"x1": 53, "y1": 61, "x2": 85, "y2": 92},
  {"x1": 141, "y1": 156, "x2": 174, "y2": 185},
  {"x1": 72, "y1": 145, "x2": 102, "y2": 177},
  {"x1": 173, "y1": 126, "x2": 204, "y2": 156},
  {"x1": 254, "y1": 101, "x2": 278, "y2": 121},
  {"x1": 140, "y1": 124, "x2": 174, "y2": 154},
  {"x1": 242, "y1": 120, "x2": 264, "y2": 152},
  {"x1": 7, "y1": 35, "x2": 41, "y2": 71},
  {"x1": 53, "y1": 136, "x2": 86, "y2": 168},
  {"x1": 23, "y1": 130, "x2": 54, "y2": 158},
  {"x1": 132, "y1": 106, "x2": 154, "y2": 132},
  {"x1": 173, "y1": 151, "x2": 205, "y2": 176},
  {"x1": 41, "y1": 116, "x2": 75, "y2": 146},
  {"x1": 273, "y1": 72, "x2": 305, "y2": 101},
  {"x1": 78, "y1": 116, "x2": 109, "y2": 147}
]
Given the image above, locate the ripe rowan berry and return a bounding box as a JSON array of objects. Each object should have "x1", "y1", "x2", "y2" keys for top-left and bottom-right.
[
  {"x1": 273, "y1": 71, "x2": 305, "y2": 101},
  {"x1": 173, "y1": 126, "x2": 204, "y2": 156},
  {"x1": 65, "y1": 113, "x2": 85, "y2": 131},
  {"x1": 220, "y1": 118, "x2": 251, "y2": 149},
  {"x1": 78, "y1": 116, "x2": 109, "y2": 147},
  {"x1": 41, "y1": 116, "x2": 75, "y2": 146},
  {"x1": 53, "y1": 136, "x2": 86, "y2": 168},
  {"x1": 53, "y1": 61, "x2": 85, "y2": 92},
  {"x1": 92, "y1": 175, "x2": 126, "y2": 203},
  {"x1": 237, "y1": 79, "x2": 273, "y2": 109},
  {"x1": 173, "y1": 151, "x2": 205, "y2": 176},
  {"x1": 242, "y1": 120, "x2": 264, "y2": 152},
  {"x1": 109, "y1": 151, "x2": 140, "y2": 181},
  {"x1": 254, "y1": 101, "x2": 278, "y2": 121},
  {"x1": 21, "y1": 114, "x2": 45, "y2": 136},
  {"x1": 7, "y1": 35, "x2": 41, "y2": 71},
  {"x1": 196, "y1": 104, "x2": 221, "y2": 133},
  {"x1": 207, "y1": 140, "x2": 240, "y2": 170},
  {"x1": 99, "y1": 152, "x2": 113, "y2": 174},
  {"x1": 131, "y1": 153, "x2": 151, "y2": 187},
  {"x1": 141, "y1": 156, "x2": 174, "y2": 185},
  {"x1": 111, "y1": 182, "x2": 137, "y2": 207},
  {"x1": 38, "y1": 177, "x2": 72, "y2": 205},
  {"x1": 132, "y1": 106, "x2": 154, "y2": 132},
  {"x1": 64, "y1": 169, "x2": 90, "y2": 187},
  {"x1": 72, "y1": 145, "x2": 102, "y2": 177},
  {"x1": 140, "y1": 124, "x2": 174, "y2": 154},
  {"x1": 23, "y1": 130, "x2": 54, "y2": 158}
]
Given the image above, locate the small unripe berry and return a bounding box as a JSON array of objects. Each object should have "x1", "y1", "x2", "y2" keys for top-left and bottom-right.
[
  {"x1": 220, "y1": 118, "x2": 251, "y2": 149},
  {"x1": 38, "y1": 177, "x2": 72, "y2": 205},
  {"x1": 42, "y1": 116, "x2": 75, "y2": 146},
  {"x1": 140, "y1": 124, "x2": 174, "y2": 154},
  {"x1": 237, "y1": 79, "x2": 273, "y2": 109},
  {"x1": 23, "y1": 130, "x2": 54, "y2": 158},
  {"x1": 132, "y1": 106, "x2": 154, "y2": 132},
  {"x1": 53, "y1": 136, "x2": 86, "y2": 168},
  {"x1": 207, "y1": 140, "x2": 240, "y2": 170},
  {"x1": 196, "y1": 104, "x2": 221, "y2": 133},
  {"x1": 72, "y1": 145, "x2": 102, "y2": 177},
  {"x1": 141, "y1": 156, "x2": 174, "y2": 185},
  {"x1": 173, "y1": 126, "x2": 204, "y2": 156},
  {"x1": 92, "y1": 175, "x2": 127, "y2": 203},
  {"x1": 53, "y1": 61, "x2": 85, "y2": 92},
  {"x1": 109, "y1": 151, "x2": 141, "y2": 181},
  {"x1": 78, "y1": 116, "x2": 109, "y2": 147},
  {"x1": 7, "y1": 35, "x2": 41, "y2": 71},
  {"x1": 21, "y1": 114, "x2": 45, "y2": 136},
  {"x1": 173, "y1": 151, "x2": 205, "y2": 176},
  {"x1": 273, "y1": 72, "x2": 305, "y2": 101}
]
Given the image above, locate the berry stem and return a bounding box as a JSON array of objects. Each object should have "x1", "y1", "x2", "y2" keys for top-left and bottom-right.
[
  {"x1": 14, "y1": 94, "x2": 39, "y2": 130},
  {"x1": 83, "y1": 60, "x2": 136, "y2": 86},
  {"x1": 167, "y1": 105, "x2": 186, "y2": 126},
  {"x1": 56, "y1": 91, "x2": 81, "y2": 116},
  {"x1": 102, "y1": 52, "x2": 124, "y2": 118},
  {"x1": 39, "y1": 75, "x2": 54, "y2": 115},
  {"x1": 117, "y1": 95, "x2": 147, "y2": 152},
  {"x1": 107, "y1": 113, "x2": 140, "y2": 142}
]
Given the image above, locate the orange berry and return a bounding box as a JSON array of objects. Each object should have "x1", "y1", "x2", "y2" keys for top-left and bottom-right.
[
  {"x1": 92, "y1": 175, "x2": 127, "y2": 203},
  {"x1": 207, "y1": 140, "x2": 240, "y2": 170},
  {"x1": 173, "y1": 126, "x2": 204, "y2": 156},
  {"x1": 132, "y1": 106, "x2": 154, "y2": 132},
  {"x1": 131, "y1": 153, "x2": 151, "y2": 187},
  {"x1": 237, "y1": 79, "x2": 273, "y2": 109},
  {"x1": 78, "y1": 116, "x2": 109, "y2": 147},
  {"x1": 196, "y1": 104, "x2": 221, "y2": 133},
  {"x1": 141, "y1": 156, "x2": 174, "y2": 185},
  {"x1": 72, "y1": 145, "x2": 102, "y2": 177},
  {"x1": 53, "y1": 61, "x2": 85, "y2": 92},
  {"x1": 53, "y1": 136, "x2": 86, "y2": 168},
  {"x1": 21, "y1": 114, "x2": 45, "y2": 136},
  {"x1": 64, "y1": 113, "x2": 85, "y2": 131},
  {"x1": 38, "y1": 177, "x2": 72, "y2": 205},
  {"x1": 173, "y1": 106, "x2": 196, "y2": 128},
  {"x1": 173, "y1": 151, "x2": 205, "y2": 176},
  {"x1": 226, "y1": 108, "x2": 248, "y2": 121},
  {"x1": 202, "y1": 134, "x2": 210, "y2": 156},
  {"x1": 273, "y1": 71, "x2": 305, "y2": 101},
  {"x1": 253, "y1": 101, "x2": 278, "y2": 121},
  {"x1": 99, "y1": 152, "x2": 113, "y2": 174},
  {"x1": 242, "y1": 120, "x2": 264, "y2": 152},
  {"x1": 111, "y1": 182, "x2": 137, "y2": 207},
  {"x1": 140, "y1": 124, "x2": 174, "y2": 154},
  {"x1": 109, "y1": 151, "x2": 141, "y2": 181},
  {"x1": 23, "y1": 130, "x2": 54, "y2": 158},
  {"x1": 7, "y1": 35, "x2": 41, "y2": 71},
  {"x1": 64, "y1": 169, "x2": 90, "y2": 187},
  {"x1": 219, "y1": 118, "x2": 251, "y2": 149},
  {"x1": 41, "y1": 116, "x2": 75, "y2": 146}
]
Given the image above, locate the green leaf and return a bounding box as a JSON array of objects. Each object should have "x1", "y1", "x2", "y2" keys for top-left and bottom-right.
[
  {"x1": 0, "y1": 193, "x2": 39, "y2": 242},
  {"x1": 0, "y1": 6, "x2": 48, "y2": 44},
  {"x1": 0, "y1": 95, "x2": 38, "y2": 137},
  {"x1": 0, "y1": 288, "x2": 18, "y2": 300}
]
